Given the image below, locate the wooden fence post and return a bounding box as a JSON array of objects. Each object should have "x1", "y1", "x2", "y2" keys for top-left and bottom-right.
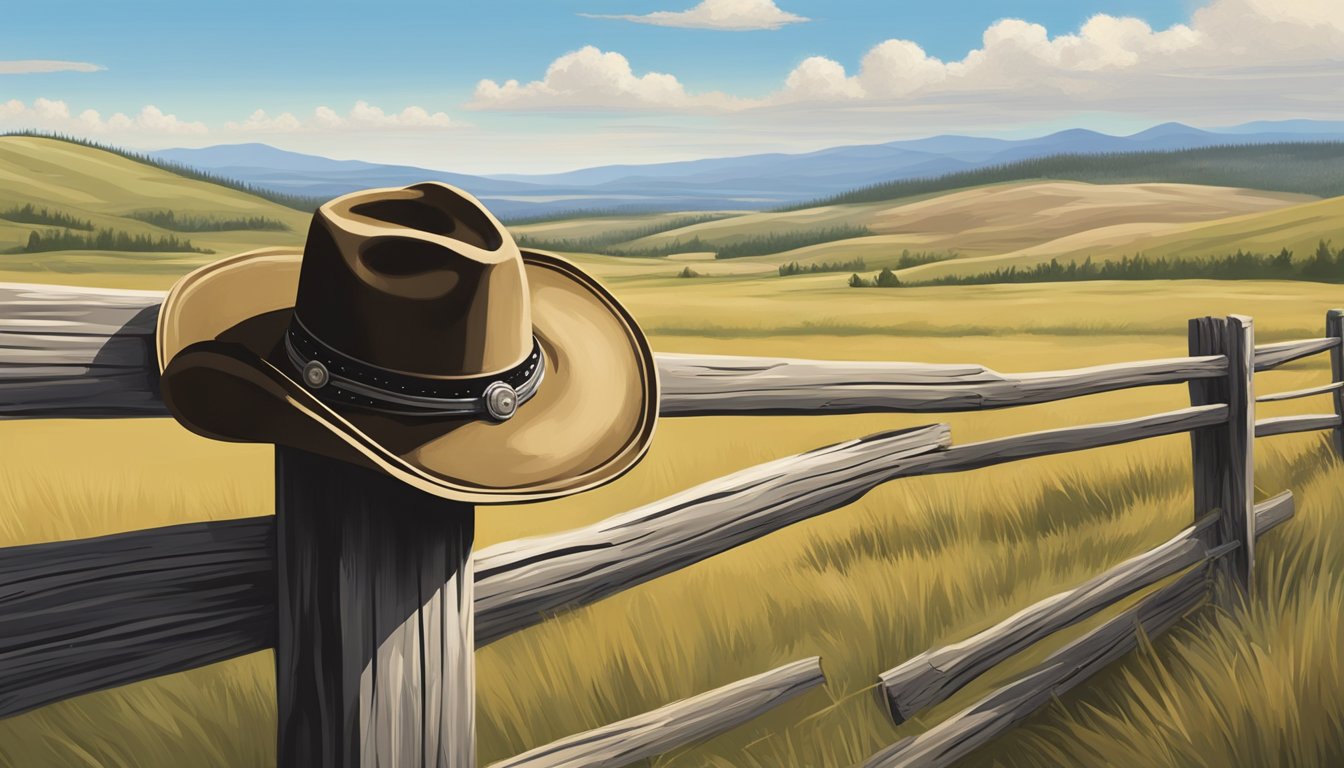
[
  {"x1": 1188, "y1": 315, "x2": 1255, "y2": 605},
  {"x1": 275, "y1": 447, "x2": 475, "y2": 768},
  {"x1": 1327, "y1": 309, "x2": 1344, "y2": 459}
]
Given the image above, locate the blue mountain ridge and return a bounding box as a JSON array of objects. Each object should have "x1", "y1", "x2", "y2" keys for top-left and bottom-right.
[{"x1": 150, "y1": 121, "x2": 1344, "y2": 218}]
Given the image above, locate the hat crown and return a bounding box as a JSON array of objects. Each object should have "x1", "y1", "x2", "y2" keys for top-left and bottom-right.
[{"x1": 292, "y1": 182, "x2": 532, "y2": 378}]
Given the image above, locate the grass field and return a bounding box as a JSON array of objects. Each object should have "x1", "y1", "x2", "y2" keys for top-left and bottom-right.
[
  {"x1": 3, "y1": 274, "x2": 1344, "y2": 767},
  {"x1": 1, "y1": 136, "x2": 1343, "y2": 766}
]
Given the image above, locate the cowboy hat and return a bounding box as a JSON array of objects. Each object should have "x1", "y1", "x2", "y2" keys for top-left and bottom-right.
[{"x1": 156, "y1": 182, "x2": 659, "y2": 504}]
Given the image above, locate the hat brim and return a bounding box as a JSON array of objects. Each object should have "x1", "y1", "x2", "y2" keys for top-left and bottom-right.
[{"x1": 156, "y1": 247, "x2": 659, "y2": 504}]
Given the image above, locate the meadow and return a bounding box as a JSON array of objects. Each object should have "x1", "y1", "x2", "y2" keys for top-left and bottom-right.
[
  {"x1": 1, "y1": 134, "x2": 1342, "y2": 767},
  {"x1": 3, "y1": 275, "x2": 1343, "y2": 767}
]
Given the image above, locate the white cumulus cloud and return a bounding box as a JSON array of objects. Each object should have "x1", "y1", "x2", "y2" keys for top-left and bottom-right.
[
  {"x1": 581, "y1": 0, "x2": 807, "y2": 31},
  {"x1": 0, "y1": 59, "x2": 103, "y2": 74},
  {"x1": 0, "y1": 99, "x2": 207, "y2": 135},
  {"x1": 225, "y1": 102, "x2": 456, "y2": 133},
  {"x1": 768, "y1": 0, "x2": 1344, "y2": 119},
  {"x1": 470, "y1": 46, "x2": 746, "y2": 111},
  {"x1": 474, "y1": 0, "x2": 1344, "y2": 129}
]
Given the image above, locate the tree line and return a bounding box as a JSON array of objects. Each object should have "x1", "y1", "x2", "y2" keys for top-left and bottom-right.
[
  {"x1": 127, "y1": 210, "x2": 290, "y2": 232},
  {"x1": 1, "y1": 204, "x2": 93, "y2": 230},
  {"x1": 848, "y1": 241, "x2": 1344, "y2": 288},
  {"x1": 16, "y1": 228, "x2": 214, "y2": 254},
  {"x1": 778, "y1": 258, "x2": 867, "y2": 276}
]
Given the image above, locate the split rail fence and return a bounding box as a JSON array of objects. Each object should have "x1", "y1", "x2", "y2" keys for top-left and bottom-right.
[{"x1": 0, "y1": 281, "x2": 1340, "y2": 768}]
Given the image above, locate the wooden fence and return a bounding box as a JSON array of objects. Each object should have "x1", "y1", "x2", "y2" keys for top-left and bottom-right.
[{"x1": 1, "y1": 281, "x2": 1340, "y2": 767}]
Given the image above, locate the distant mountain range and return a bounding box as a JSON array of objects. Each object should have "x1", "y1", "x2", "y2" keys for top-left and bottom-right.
[{"x1": 151, "y1": 120, "x2": 1344, "y2": 219}]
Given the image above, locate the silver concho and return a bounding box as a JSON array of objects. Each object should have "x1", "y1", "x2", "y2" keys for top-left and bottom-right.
[
  {"x1": 303, "y1": 360, "x2": 330, "y2": 389},
  {"x1": 483, "y1": 381, "x2": 518, "y2": 421}
]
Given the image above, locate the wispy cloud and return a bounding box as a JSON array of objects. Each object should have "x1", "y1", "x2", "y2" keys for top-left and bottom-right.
[
  {"x1": 0, "y1": 59, "x2": 104, "y2": 74},
  {"x1": 581, "y1": 0, "x2": 808, "y2": 31},
  {"x1": 224, "y1": 101, "x2": 457, "y2": 133}
]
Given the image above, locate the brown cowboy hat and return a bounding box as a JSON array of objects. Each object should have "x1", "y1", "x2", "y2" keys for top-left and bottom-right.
[{"x1": 156, "y1": 182, "x2": 659, "y2": 503}]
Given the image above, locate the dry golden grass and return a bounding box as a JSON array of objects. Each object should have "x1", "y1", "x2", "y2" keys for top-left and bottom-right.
[{"x1": 2, "y1": 273, "x2": 1343, "y2": 767}]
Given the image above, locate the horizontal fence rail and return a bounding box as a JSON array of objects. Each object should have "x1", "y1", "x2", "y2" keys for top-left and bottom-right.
[
  {"x1": 864, "y1": 492, "x2": 1296, "y2": 768},
  {"x1": 1253, "y1": 337, "x2": 1340, "y2": 371},
  {"x1": 5, "y1": 399, "x2": 1337, "y2": 715},
  {"x1": 657, "y1": 353, "x2": 1227, "y2": 415},
  {"x1": 474, "y1": 425, "x2": 952, "y2": 645},
  {"x1": 488, "y1": 657, "x2": 825, "y2": 768},
  {"x1": 0, "y1": 517, "x2": 274, "y2": 718},
  {"x1": 1257, "y1": 381, "x2": 1344, "y2": 402},
  {"x1": 865, "y1": 566, "x2": 1211, "y2": 768},
  {"x1": 1256, "y1": 414, "x2": 1343, "y2": 438},
  {"x1": 876, "y1": 492, "x2": 1293, "y2": 725},
  {"x1": 3, "y1": 283, "x2": 1340, "y2": 419}
]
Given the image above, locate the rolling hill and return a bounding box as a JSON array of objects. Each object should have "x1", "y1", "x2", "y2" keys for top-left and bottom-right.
[
  {"x1": 0, "y1": 135, "x2": 307, "y2": 285},
  {"x1": 517, "y1": 181, "x2": 1315, "y2": 273},
  {"x1": 896, "y1": 193, "x2": 1344, "y2": 282},
  {"x1": 5, "y1": 134, "x2": 1343, "y2": 291}
]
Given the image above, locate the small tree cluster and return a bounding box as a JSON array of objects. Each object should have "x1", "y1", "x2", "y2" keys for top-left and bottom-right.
[
  {"x1": 779, "y1": 258, "x2": 866, "y2": 276},
  {"x1": 1, "y1": 203, "x2": 93, "y2": 230},
  {"x1": 127, "y1": 210, "x2": 290, "y2": 232},
  {"x1": 848, "y1": 267, "x2": 900, "y2": 287},
  {"x1": 18, "y1": 228, "x2": 213, "y2": 254}
]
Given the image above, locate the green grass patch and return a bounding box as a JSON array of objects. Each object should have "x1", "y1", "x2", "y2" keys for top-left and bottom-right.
[
  {"x1": 512, "y1": 213, "x2": 732, "y2": 254},
  {"x1": 1, "y1": 131, "x2": 327, "y2": 211}
]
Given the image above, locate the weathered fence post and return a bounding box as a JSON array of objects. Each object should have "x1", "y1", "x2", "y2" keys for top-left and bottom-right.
[
  {"x1": 1327, "y1": 309, "x2": 1344, "y2": 459},
  {"x1": 1188, "y1": 315, "x2": 1255, "y2": 604},
  {"x1": 275, "y1": 447, "x2": 475, "y2": 768}
]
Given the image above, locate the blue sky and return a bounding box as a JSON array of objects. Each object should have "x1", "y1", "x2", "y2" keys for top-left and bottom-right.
[{"x1": 2, "y1": 0, "x2": 1341, "y2": 172}]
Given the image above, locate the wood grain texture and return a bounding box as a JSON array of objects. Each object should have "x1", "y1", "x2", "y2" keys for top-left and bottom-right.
[
  {"x1": 865, "y1": 492, "x2": 1295, "y2": 768},
  {"x1": 863, "y1": 566, "x2": 1211, "y2": 768},
  {"x1": 275, "y1": 447, "x2": 475, "y2": 768},
  {"x1": 1188, "y1": 317, "x2": 1256, "y2": 605},
  {"x1": 1225, "y1": 316, "x2": 1256, "y2": 598},
  {"x1": 876, "y1": 491, "x2": 1292, "y2": 724},
  {"x1": 476, "y1": 406, "x2": 1225, "y2": 646},
  {"x1": 1253, "y1": 336, "x2": 1338, "y2": 371},
  {"x1": 0, "y1": 282, "x2": 164, "y2": 416},
  {"x1": 0, "y1": 403, "x2": 1234, "y2": 716},
  {"x1": 0, "y1": 517, "x2": 274, "y2": 719},
  {"x1": 1255, "y1": 414, "x2": 1343, "y2": 437},
  {"x1": 1256, "y1": 381, "x2": 1344, "y2": 402},
  {"x1": 486, "y1": 657, "x2": 825, "y2": 768},
  {"x1": 1327, "y1": 310, "x2": 1344, "y2": 457},
  {"x1": 473, "y1": 425, "x2": 953, "y2": 646},
  {"x1": 893, "y1": 405, "x2": 1227, "y2": 477},
  {"x1": 656, "y1": 353, "x2": 1226, "y2": 415}
]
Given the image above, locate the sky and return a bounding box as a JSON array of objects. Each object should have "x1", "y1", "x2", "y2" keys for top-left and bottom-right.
[{"x1": 2, "y1": 0, "x2": 1342, "y2": 173}]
